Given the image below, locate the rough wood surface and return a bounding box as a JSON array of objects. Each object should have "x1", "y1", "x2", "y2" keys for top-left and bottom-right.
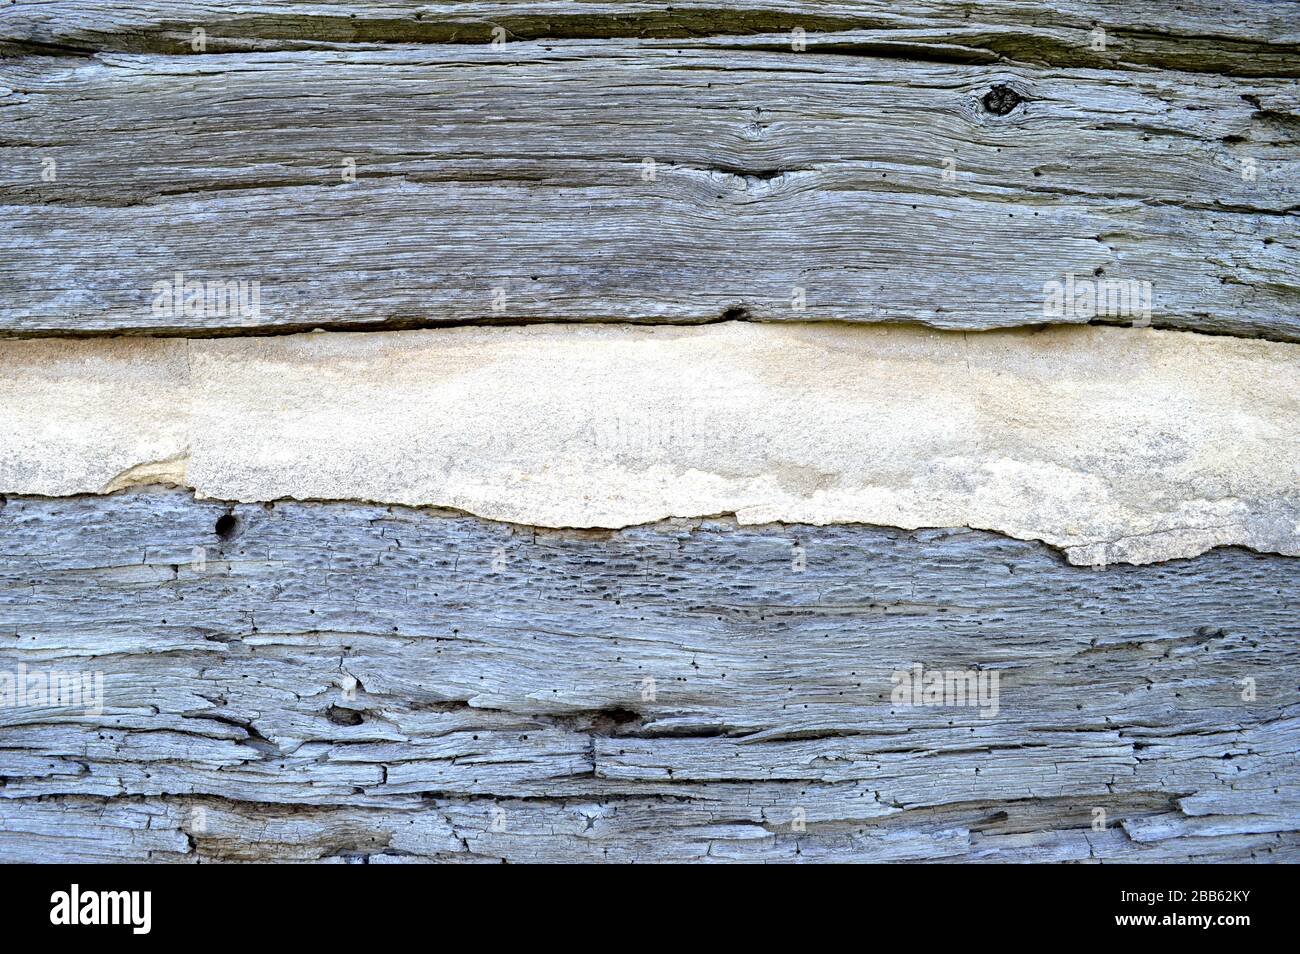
[
  {"x1": 1, "y1": 24, "x2": 1296, "y2": 336},
  {"x1": 6, "y1": 1, "x2": 1300, "y2": 76},
  {"x1": 2, "y1": 1, "x2": 1297, "y2": 867},
  {"x1": 0, "y1": 488, "x2": 1296, "y2": 862},
  {"x1": 2, "y1": 323, "x2": 1298, "y2": 566}
]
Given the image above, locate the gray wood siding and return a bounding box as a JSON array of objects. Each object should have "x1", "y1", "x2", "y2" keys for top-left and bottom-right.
[
  {"x1": 0, "y1": 490, "x2": 1296, "y2": 862},
  {"x1": 1, "y1": 4, "x2": 1297, "y2": 336},
  {"x1": 1, "y1": 0, "x2": 1296, "y2": 864}
]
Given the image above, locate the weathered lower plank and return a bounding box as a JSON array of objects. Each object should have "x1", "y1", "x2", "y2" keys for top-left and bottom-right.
[
  {"x1": 5, "y1": 1, "x2": 1299, "y2": 77},
  {"x1": 0, "y1": 489, "x2": 1296, "y2": 862},
  {"x1": 2, "y1": 43, "x2": 1296, "y2": 336}
]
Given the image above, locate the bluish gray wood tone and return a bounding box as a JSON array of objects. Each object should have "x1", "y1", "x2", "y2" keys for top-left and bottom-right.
[
  {"x1": 1, "y1": 16, "x2": 1297, "y2": 337},
  {"x1": 1, "y1": 489, "x2": 1296, "y2": 862}
]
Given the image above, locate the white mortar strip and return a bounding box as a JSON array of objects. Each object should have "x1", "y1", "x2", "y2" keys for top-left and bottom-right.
[{"x1": 1, "y1": 323, "x2": 1297, "y2": 565}]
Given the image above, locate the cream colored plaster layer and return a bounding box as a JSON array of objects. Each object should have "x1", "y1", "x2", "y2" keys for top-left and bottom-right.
[
  {"x1": 2, "y1": 323, "x2": 1297, "y2": 566},
  {"x1": 0, "y1": 336, "x2": 189, "y2": 496}
]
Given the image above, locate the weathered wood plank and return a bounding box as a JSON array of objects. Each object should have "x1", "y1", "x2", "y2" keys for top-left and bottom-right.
[
  {"x1": 1, "y1": 0, "x2": 1297, "y2": 867},
  {"x1": 1, "y1": 43, "x2": 1296, "y2": 336},
  {"x1": 2, "y1": 324, "x2": 1298, "y2": 565},
  {"x1": 0, "y1": 489, "x2": 1296, "y2": 862},
  {"x1": 5, "y1": 1, "x2": 1299, "y2": 77}
]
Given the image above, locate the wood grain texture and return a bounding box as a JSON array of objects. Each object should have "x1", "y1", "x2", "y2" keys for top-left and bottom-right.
[
  {"x1": 6, "y1": 1, "x2": 1300, "y2": 76},
  {"x1": 1, "y1": 35, "x2": 1296, "y2": 336},
  {"x1": 0, "y1": 489, "x2": 1296, "y2": 862},
  {"x1": 2, "y1": 0, "x2": 1298, "y2": 867}
]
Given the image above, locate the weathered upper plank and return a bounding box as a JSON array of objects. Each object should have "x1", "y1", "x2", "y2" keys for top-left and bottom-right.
[
  {"x1": 1, "y1": 41, "x2": 1296, "y2": 336},
  {"x1": 5, "y1": 1, "x2": 1299, "y2": 76},
  {"x1": 0, "y1": 488, "x2": 1296, "y2": 862}
]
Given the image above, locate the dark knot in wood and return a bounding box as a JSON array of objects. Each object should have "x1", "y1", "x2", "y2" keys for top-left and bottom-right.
[{"x1": 982, "y1": 84, "x2": 1023, "y2": 115}]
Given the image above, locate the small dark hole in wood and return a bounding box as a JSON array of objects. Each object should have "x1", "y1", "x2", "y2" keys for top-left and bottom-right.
[
  {"x1": 721, "y1": 305, "x2": 751, "y2": 321},
  {"x1": 982, "y1": 85, "x2": 1022, "y2": 116},
  {"x1": 214, "y1": 513, "x2": 239, "y2": 540},
  {"x1": 326, "y1": 705, "x2": 364, "y2": 726}
]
